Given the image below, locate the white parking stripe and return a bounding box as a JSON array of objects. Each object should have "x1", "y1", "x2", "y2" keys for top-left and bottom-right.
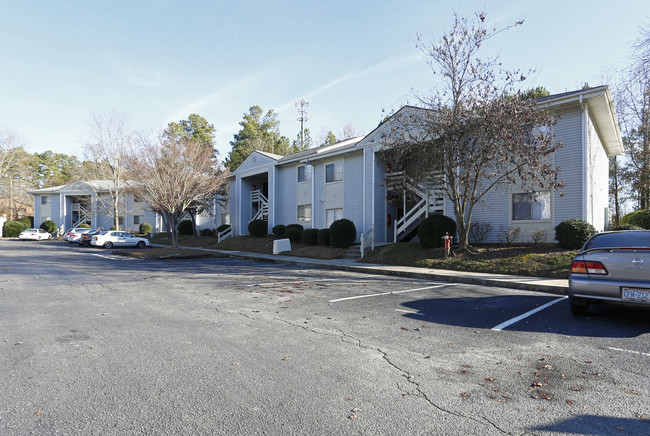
[
  {"x1": 491, "y1": 296, "x2": 567, "y2": 331},
  {"x1": 329, "y1": 284, "x2": 456, "y2": 303},
  {"x1": 608, "y1": 347, "x2": 650, "y2": 357}
]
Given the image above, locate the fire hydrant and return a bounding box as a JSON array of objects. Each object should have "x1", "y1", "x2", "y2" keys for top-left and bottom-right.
[{"x1": 442, "y1": 232, "x2": 453, "y2": 257}]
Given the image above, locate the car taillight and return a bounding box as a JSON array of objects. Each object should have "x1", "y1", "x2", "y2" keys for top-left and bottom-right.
[{"x1": 570, "y1": 260, "x2": 608, "y2": 275}]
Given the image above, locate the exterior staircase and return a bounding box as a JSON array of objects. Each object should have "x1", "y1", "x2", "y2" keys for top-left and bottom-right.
[
  {"x1": 386, "y1": 171, "x2": 444, "y2": 242},
  {"x1": 251, "y1": 189, "x2": 269, "y2": 222}
]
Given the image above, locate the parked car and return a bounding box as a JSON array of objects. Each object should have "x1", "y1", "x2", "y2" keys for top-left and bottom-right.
[
  {"x1": 63, "y1": 227, "x2": 92, "y2": 243},
  {"x1": 18, "y1": 228, "x2": 52, "y2": 241},
  {"x1": 569, "y1": 230, "x2": 650, "y2": 315},
  {"x1": 77, "y1": 229, "x2": 101, "y2": 246},
  {"x1": 91, "y1": 231, "x2": 149, "y2": 249}
]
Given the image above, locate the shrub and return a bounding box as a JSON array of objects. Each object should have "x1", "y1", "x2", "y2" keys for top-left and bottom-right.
[
  {"x1": 139, "y1": 222, "x2": 153, "y2": 234},
  {"x1": 317, "y1": 228, "x2": 330, "y2": 246},
  {"x1": 529, "y1": 227, "x2": 548, "y2": 245},
  {"x1": 40, "y1": 220, "x2": 57, "y2": 234},
  {"x1": 201, "y1": 228, "x2": 213, "y2": 237},
  {"x1": 3, "y1": 220, "x2": 27, "y2": 237},
  {"x1": 302, "y1": 228, "x2": 319, "y2": 245},
  {"x1": 418, "y1": 214, "x2": 456, "y2": 249},
  {"x1": 19, "y1": 217, "x2": 32, "y2": 228},
  {"x1": 272, "y1": 224, "x2": 286, "y2": 236},
  {"x1": 499, "y1": 226, "x2": 521, "y2": 244},
  {"x1": 78, "y1": 224, "x2": 91, "y2": 229},
  {"x1": 620, "y1": 209, "x2": 650, "y2": 229},
  {"x1": 609, "y1": 224, "x2": 642, "y2": 231},
  {"x1": 555, "y1": 219, "x2": 596, "y2": 249},
  {"x1": 330, "y1": 218, "x2": 357, "y2": 248},
  {"x1": 285, "y1": 224, "x2": 304, "y2": 242},
  {"x1": 216, "y1": 224, "x2": 231, "y2": 234},
  {"x1": 178, "y1": 219, "x2": 194, "y2": 235},
  {"x1": 468, "y1": 222, "x2": 492, "y2": 244},
  {"x1": 248, "y1": 219, "x2": 267, "y2": 237}
]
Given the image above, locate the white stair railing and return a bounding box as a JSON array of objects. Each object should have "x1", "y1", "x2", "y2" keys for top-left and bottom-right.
[
  {"x1": 218, "y1": 226, "x2": 232, "y2": 243},
  {"x1": 251, "y1": 190, "x2": 269, "y2": 222},
  {"x1": 360, "y1": 225, "x2": 375, "y2": 258}
]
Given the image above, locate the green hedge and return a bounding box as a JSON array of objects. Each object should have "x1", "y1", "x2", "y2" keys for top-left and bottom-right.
[
  {"x1": 330, "y1": 219, "x2": 356, "y2": 248},
  {"x1": 178, "y1": 219, "x2": 194, "y2": 235},
  {"x1": 301, "y1": 228, "x2": 319, "y2": 245},
  {"x1": 620, "y1": 210, "x2": 650, "y2": 229},
  {"x1": 285, "y1": 224, "x2": 304, "y2": 241},
  {"x1": 201, "y1": 228, "x2": 213, "y2": 237},
  {"x1": 555, "y1": 219, "x2": 596, "y2": 249},
  {"x1": 272, "y1": 224, "x2": 286, "y2": 236},
  {"x1": 317, "y1": 229, "x2": 330, "y2": 246},
  {"x1": 139, "y1": 223, "x2": 153, "y2": 234},
  {"x1": 248, "y1": 219, "x2": 267, "y2": 237},
  {"x1": 3, "y1": 220, "x2": 27, "y2": 237},
  {"x1": 418, "y1": 214, "x2": 456, "y2": 249},
  {"x1": 40, "y1": 220, "x2": 57, "y2": 234}
]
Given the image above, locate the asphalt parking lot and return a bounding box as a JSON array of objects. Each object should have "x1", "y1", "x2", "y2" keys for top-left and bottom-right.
[{"x1": 1, "y1": 240, "x2": 649, "y2": 435}]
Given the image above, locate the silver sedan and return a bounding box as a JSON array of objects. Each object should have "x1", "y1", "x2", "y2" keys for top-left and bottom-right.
[{"x1": 569, "y1": 230, "x2": 650, "y2": 315}]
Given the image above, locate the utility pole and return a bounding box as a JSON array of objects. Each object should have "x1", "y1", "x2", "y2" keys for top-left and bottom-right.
[{"x1": 295, "y1": 99, "x2": 309, "y2": 150}]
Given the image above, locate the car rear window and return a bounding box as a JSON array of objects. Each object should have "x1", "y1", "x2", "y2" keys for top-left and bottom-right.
[{"x1": 584, "y1": 231, "x2": 650, "y2": 250}]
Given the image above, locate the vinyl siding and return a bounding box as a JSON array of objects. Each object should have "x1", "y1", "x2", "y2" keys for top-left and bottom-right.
[
  {"x1": 276, "y1": 164, "x2": 299, "y2": 226},
  {"x1": 553, "y1": 106, "x2": 585, "y2": 225},
  {"x1": 586, "y1": 109, "x2": 610, "y2": 231},
  {"x1": 343, "y1": 152, "x2": 364, "y2": 241},
  {"x1": 313, "y1": 163, "x2": 326, "y2": 229}
]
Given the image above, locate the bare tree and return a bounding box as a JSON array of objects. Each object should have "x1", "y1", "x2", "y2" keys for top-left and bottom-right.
[
  {"x1": 128, "y1": 132, "x2": 229, "y2": 247},
  {"x1": 618, "y1": 24, "x2": 650, "y2": 210},
  {"x1": 84, "y1": 113, "x2": 133, "y2": 230},
  {"x1": 0, "y1": 129, "x2": 22, "y2": 181},
  {"x1": 380, "y1": 12, "x2": 563, "y2": 252}
]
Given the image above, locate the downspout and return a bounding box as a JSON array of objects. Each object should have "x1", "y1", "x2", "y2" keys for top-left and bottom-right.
[{"x1": 580, "y1": 95, "x2": 588, "y2": 222}]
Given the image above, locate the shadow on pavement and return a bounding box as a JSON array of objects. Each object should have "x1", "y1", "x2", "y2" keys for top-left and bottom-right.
[
  {"x1": 400, "y1": 295, "x2": 650, "y2": 338},
  {"x1": 529, "y1": 414, "x2": 650, "y2": 435}
]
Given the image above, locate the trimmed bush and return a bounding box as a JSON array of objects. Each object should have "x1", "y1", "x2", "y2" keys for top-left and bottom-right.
[
  {"x1": 330, "y1": 218, "x2": 356, "y2": 248},
  {"x1": 201, "y1": 228, "x2": 213, "y2": 237},
  {"x1": 248, "y1": 219, "x2": 267, "y2": 237},
  {"x1": 555, "y1": 219, "x2": 596, "y2": 249},
  {"x1": 78, "y1": 224, "x2": 91, "y2": 229},
  {"x1": 302, "y1": 228, "x2": 319, "y2": 245},
  {"x1": 609, "y1": 224, "x2": 642, "y2": 231},
  {"x1": 178, "y1": 219, "x2": 194, "y2": 235},
  {"x1": 620, "y1": 209, "x2": 650, "y2": 229},
  {"x1": 40, "y1": 220, "x2": 57, "y2": 234},
  {"x1": 216, "y1": 224, "x2": 231, "y2": 234},
  {"x1": 3, "y1": 220, "x2": 27, "y2": 237},
  {"x1": 317, "y1": 228, "x2": 330, "y2": 246},
  {"x1": 285, "y1": 224, "x2": 304, "y2": 242},
  {"x1": 272, "y1": 224, "x2": 286, "y2": 236},
  {"x1": 139, "y1": 222, "x2": 153, "y2": 234},
  {"x1": 418, "y1": 214, "x2": 456, "y2": 249},
  {"x1": 19, "y1": 217, "x2": 32, "y2": 228}
]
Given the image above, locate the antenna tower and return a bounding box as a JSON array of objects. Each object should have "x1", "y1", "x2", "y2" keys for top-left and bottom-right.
[{"x1": 295, "y1": 99, "x2": 310, "y2": 149}]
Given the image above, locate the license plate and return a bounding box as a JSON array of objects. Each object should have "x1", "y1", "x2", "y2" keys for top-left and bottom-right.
[{"x1": 621, "y1": 287, "x2": 650, "y2": 302}]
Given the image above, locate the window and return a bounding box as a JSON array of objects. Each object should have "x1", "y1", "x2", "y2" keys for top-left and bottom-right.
[
  {"x1": 297, "y1": 204, "x2": 312, "y2": 222},
  {"x1": 41, "y1": 196, "x2": 50, "y2": 205},
  {"x1": 298, "y1": 165, "x2": 312, "y2": 183},
  {"x1": 512, "y1": 192, "x2": 551, "y2": 221},
  {"x1": 326, "y1": 208, "x2": 343, "y2": 227},
  {"x1": 325, "y1": 161, "x2": 343, "y2": 183},
  {"x1": 118, "y1": 216, "x2": 124, "y2": 226},
  {"x1": 134, "y1": 215, "x2": 142, "y2": 225},
  {"x1": 222, "y1": 213, "x2": 230, "y2": 225}
]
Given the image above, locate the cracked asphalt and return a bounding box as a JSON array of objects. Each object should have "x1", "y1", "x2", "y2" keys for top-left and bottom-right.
[{"x1": 1, "y1": 240, "x2": 649, "y2": 435}]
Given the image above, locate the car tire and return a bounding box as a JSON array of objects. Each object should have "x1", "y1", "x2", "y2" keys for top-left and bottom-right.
[
  {"x1": 569, "y1": 296, "x2": 589, "y2": 316},
  {"x1": 103, "y1": 241, "x2": 113, "y2": 249},
  {"x1": 37, "y1": 236, "x2": 41, "y2": 241},
  {"x1": 136, "y1": 241, "x2": 146, "y2": 249}
]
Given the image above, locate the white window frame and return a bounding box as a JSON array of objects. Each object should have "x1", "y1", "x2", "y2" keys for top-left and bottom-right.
[
  {"x1": 297, "y1": 204, "x2": 312, "y2": 222},
  {"x1": 325, "y1": 161, "x2": 343, "y2": 183},
  {"x1": 297, "y1": 165, "x2": 312, "y2": 183},
  {"x1": 41, "y1": 196, "x2": 51, "y2": 205},
  {"x1": 512, "y1": 191, "x2": 551, "y2": 221},
  {"x1": 326, "y1": 208, "x2": 343, "y2": 227}
]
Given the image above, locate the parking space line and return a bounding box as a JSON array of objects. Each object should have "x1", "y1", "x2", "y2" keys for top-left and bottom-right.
[
  {"x1": 329, "y1": 284, "x2": 456, "y2": 303},
  {"x1": 608, "y1": 347, "x2": 650, "y2": 357},
  {"x1": 395, "y1": 309, "x2": 425, "y2": 316},
  {"x1": 491, "y1": 296, "x2": 567, "y2": 331}
]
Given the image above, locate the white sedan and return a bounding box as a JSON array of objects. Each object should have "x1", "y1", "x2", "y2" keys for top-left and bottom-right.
[
  {"x1": 19, "y1": 228, "x2": 52, "y2": 241},
  {"x1": 91, "y1": 231, "x2": 149, "y2": 249}
]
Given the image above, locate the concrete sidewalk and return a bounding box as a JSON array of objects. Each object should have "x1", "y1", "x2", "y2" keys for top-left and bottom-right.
[{"x1": 175, "y1": 246, "x2": 569, "y2": 295}]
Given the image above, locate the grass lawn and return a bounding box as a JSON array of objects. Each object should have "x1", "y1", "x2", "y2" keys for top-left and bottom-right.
[{"x1": 142, "y1": 233, "x2": 576, "y2": 278}]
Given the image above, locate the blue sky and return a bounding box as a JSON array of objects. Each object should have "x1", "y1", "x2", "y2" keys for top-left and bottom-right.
[{"x1": 1, "y1": 0, "x2": 648, "y2": 160}]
